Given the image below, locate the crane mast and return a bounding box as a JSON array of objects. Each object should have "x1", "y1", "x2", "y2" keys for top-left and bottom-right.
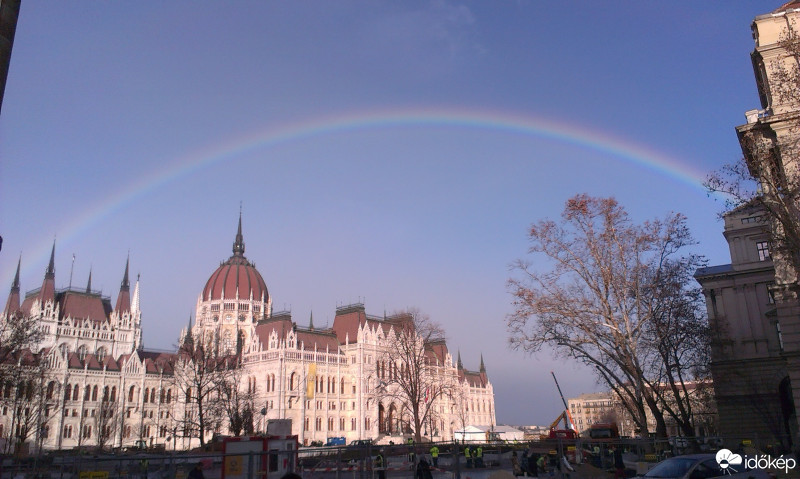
[{"x1": 551, "y1": 371, "x2": 577, "y2": 432}]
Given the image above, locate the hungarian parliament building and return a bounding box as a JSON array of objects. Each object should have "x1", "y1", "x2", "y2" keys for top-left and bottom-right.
[{"x1": 0, "y1": 217, "x2": 495, "y2": 451}]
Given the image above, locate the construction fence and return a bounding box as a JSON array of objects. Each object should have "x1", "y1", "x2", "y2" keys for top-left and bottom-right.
[{"x1": 0, "y1": 437, "x2": 785, "y2": 479}]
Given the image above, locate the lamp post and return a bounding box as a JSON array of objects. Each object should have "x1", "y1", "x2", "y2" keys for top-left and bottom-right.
[{"x1": 260, "y1": 403, "x2": 269, "y2": 434}]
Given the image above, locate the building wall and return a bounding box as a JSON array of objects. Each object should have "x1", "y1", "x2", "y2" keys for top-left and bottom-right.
[
  {"x1": 0, "y1": 252, "x2": 495, "y2": 452},
  {"x1": 696, "y1": 204, "x2": 796, "y2": 449}
]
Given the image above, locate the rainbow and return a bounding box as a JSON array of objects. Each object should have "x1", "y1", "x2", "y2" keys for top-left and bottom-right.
[{"x1": 7, "y1": 107, "x2": 711, "y2": 282}]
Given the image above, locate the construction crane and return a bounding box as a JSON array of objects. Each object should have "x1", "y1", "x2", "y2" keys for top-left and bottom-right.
[{"x1": 543, "y1": 371, "x2": 578, "y2": 439}]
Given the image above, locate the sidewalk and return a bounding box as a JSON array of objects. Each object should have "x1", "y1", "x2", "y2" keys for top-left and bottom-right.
[{"x1": 457, "y1": 464, "x2": 614, "y2": 479}]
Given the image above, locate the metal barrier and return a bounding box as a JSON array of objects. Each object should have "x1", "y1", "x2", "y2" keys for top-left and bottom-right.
[{"x1": 0, "y1": 437, "x2": 788, "y2": 479}]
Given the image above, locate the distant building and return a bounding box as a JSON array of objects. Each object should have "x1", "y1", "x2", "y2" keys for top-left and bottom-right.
[
  {"x1": 0, "y1": 215, "x2": 495, "y2": 451},
  {"x1": 567, "y1": 384, "x2": 716, "y2": 439},
  {"x1": 454, "y1": 425, "x2": 522, "y2": 443}
]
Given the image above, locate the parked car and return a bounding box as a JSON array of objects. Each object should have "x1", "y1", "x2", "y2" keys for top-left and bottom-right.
[{"x1": 637, "y1": 454, "x2": 773, "y2": 479}]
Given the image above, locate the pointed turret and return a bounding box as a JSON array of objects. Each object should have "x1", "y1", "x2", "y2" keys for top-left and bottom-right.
[
  {"x1": 131, "y1": 274, "x2": 140, "y2": 317},
  {"x1": 309, "y1": 311, "x2": 314, "y2": 331},
  {"x1": 114, "y1": 256, "x2": 131, "y2": 314},
  {"x1": 3, "y1": 255, "x2": 21, "y2": 316},
  {"x1": 38, "y1": 241, "x2": 56, "y2": 303},
  {"x1": 85, "y1": 268, "x2": 92, "y2": 293},
  {"x1": 479, "y1": 353, "x2": 486, "y2": 373},
  {"x1": 233, "y1": 211, "x2": 245, "y2": 256},
  {"x1": 182, "y1": 314, "x2": 195, "y2": 351},
  {"x1": 457, "y1": 350, "x2": 463, "y2": 370}
]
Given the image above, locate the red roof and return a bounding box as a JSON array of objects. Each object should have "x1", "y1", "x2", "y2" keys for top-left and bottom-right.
[
  {"x1": 203, "y1": 255, "x2": 268, "y2": 302},
  {"x1": 296, "y1": 330, "x2": 340, "y2": 352},
  {"x1": 61, "y1": 292, "x2": 112, "y2": 323}
]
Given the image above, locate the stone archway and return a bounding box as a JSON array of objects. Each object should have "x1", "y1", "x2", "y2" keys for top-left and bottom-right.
[
  {"x1": 379, "y1": 403, "x2": 386, "y2": 433},
  {"x1": 388, "y1": 403, "x2": 397, "y2": 434}
]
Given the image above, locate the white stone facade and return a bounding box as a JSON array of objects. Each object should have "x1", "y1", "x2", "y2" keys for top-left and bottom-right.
[{"x1": 0, "y1": 221, "x2": 495, "y2": 451}]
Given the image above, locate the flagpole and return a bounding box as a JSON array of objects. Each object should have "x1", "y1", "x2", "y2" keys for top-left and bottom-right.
[{"x1": 68, "y1": 253, "x2": 75, "y2": 289}]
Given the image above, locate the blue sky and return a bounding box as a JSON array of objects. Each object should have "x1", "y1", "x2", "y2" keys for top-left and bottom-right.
[{"x1": 0, "y1": 1, "x2": 771, "y2": 426}]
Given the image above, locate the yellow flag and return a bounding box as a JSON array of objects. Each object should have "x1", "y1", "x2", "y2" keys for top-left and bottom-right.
[{"x1": 306, "y1": 363, "x2": 316, "y2": 398}]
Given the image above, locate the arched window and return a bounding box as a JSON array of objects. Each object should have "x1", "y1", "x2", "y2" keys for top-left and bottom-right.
[
  {"x1": 222, "y1": 331, "x2": 233, "y2": 355},
  {"x1": 186, "y1": 387, "x2": 192, "y2": 403},
  {"x1": 271, "y1": 374, "x2": 276, "y2": 392},
  {"x1": 160, "y1": 389, "x2": 165, "y2": 403},
  {"x1": 47, "y1": 381, "x2": 56, "y2": 400},
  {"x1": 331, "y1": 376, "x2": 336, "y2": 394},
  {"x1": 103, "y1": 386, "x2": 109, "y2": 402},
  {"x1": 91, "y1": 385, "x2": 98, "y2": 402},
  {"x1": 143, "y1": 388, "x2": 149, "y2": 403},
  {"x1": 166, "y1": 389, "x2": 172, "y2": 403},
  {"x1": 128, "y1": 385, "x2": 135, "y2": 402},
  {"x1": 84, "y1": 385, "x2": 91, "y2": 401},
  {"x1": 340, "y1": 377, "x2": 345, "y2": 393},
  {"x1": 64, "y1": 384, "x2": 72, "y2": 401},
  {"x1": 110, "y1": 386, "x2": 116, "y2": 402},
  {"x1": 290, "y1": 372, "x2": 296, "y2": 391},
  {"x1": 77, "y1": 345, "x2": 88, "y2": 362},
  {"x1": 96, "y1": 347, "x2": 106, "y2": 363},
  {"x1": 73, "y1": 384, "x2": 79, "y2": 401}
]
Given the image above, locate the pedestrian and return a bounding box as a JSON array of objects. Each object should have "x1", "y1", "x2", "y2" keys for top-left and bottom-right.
[
  {"x1": 430, "y1": 444, "x2": 440, "y2": 468},
  {"x1": 521, "y1": 450, "x2": 529, "y2": 476},
  {"x1": 511, "y1": 452, "x2": 522, "y2": 476},
  {"x1": 416, "y1": 458, "x2": 433, "y2": 479},
  {"x1": 536, "y1": 454, "x2": 547, "y2": 476},
  {"x1": 613, "y1": 447, "x2": 625, "y2": 479},
  {"x1": 376, "y1": 450, "x2": 386, "y2": 479},
  {"x1": 527, "y1": 452, "x2": 539, "y2": 478},
  {"x1": 188, "y1": 462, "x2": 204, "y2": 479},
  {"x1": 465, "y1": 445, "x2": 473, "y2": 468},
  {"x1": 475, "y1": 445, "x2": 484, "y2": 468}
]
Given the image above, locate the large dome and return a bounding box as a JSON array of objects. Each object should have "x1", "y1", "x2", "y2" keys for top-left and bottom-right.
[{"x1": 202, "y1": 215, "x2": 269, "y2": 302}]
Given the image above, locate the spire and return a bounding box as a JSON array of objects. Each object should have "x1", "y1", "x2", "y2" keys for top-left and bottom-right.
[
  {"x1": 479, "y1": 353, "x2": 485, "y2": 373},
  {"x1": 182, "y1": 313, "x2": 195, "y2": 350},
  {"x1": 12, "y1": 255, "x2": 20, "y2": 292},
  {"x1": 38, "y1": 241, "x2": 56, "y2": 303},
  {"x1": 121, "y1": 254, "x2": 130, "y2": 290},
  {"x1": 86, "y1": 268, "x2": 92, "y2": 293},
  {"x1": 115, "y1": 256, "x2": 131, "y2": 314},
  {"x1": 130, "y1": 273, "x2": 140, "y2": 317},
  {"x1": 309, "y1": 311, "x2": 314, "y2": 331},
  {"x1": 457, "y1": 350, "x2": 463, "y2": 369},
  {"x1": 45, "y1": 241, "x2": 55, "y2": 279},
  {"x1": 232, "y1": 209, "x2": 245, "y2": 256},
  {"x1": 3, "y1": 255, "x2": 21, "y2": 316}
]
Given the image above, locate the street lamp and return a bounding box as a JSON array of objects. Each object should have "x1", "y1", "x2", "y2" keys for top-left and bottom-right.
[{"x1": 260, "y1": 403, "x2": 269, "y2": 434}]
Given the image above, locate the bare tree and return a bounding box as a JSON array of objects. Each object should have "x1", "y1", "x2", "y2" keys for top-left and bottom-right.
[
  {"x1": 0, "y1": 350, "x2": 53, "y2": 455},
  {"x1": 507, "y1": 194, "x2": 709, "y2": 438},
  {"x1": 378, "y1": 309, "x2": 455, "y2": 442},
  {"x1": 639, "y1": 251, "x2": 712, "y2": 440},
  {"x1": 94, "y1": 397, "x2": 119, "y2": 451},
  {"x1": 218, "y1": 364, "x2": 255, "y2": 436},
  {"x1": 171, "y1": 333, "x2": 233, "y2": 447}
]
